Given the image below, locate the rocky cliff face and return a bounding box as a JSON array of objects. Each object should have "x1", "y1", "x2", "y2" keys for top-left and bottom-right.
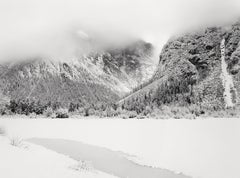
[
  {"x1": 87, "y1": 40, "x2": 156, "y2": 90},
  {"x1": 154, "y1": 27, "x2": 224, "y2": 109},
  {"x1": 120, "y1": 20, "x2": 240, "y2": 110},
  {"x1": 0, "y1": 40, "x2": 156, "y2": 106}
]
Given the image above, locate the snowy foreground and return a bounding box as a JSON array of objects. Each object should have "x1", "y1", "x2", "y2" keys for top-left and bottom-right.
[
  {"x1": 1, "y1": 117, "x2": 240, "y2": 178},
  {"x1": 0, "y1": 136, "x2": 117, "y2": 178}
]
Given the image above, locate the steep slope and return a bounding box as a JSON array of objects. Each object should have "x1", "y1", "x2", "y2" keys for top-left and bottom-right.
[
  {"x1": 120, "y1": 21, "x2": 240, "y2": 111},
  {"x1": 0, "y1": 40, "x2": 155, "y2": 107}
]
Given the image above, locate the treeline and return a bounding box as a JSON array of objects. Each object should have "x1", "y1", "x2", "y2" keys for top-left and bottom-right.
[
  {"x1": 0, "y1": 98, "x2": 140, "y2": 119},
  {"x1": 0, "y1": 99, "x2": 68, "y2": 117},
  {"x1": 0, "y1": 74, "x2": 212, "y2": 119},
  {"x1": 0, "y1": 96, "x2": 208, "y2": 120}
]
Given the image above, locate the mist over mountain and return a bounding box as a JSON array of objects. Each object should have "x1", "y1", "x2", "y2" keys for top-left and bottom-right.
[
  {"x1": 0, "y1": 39, "x2": 156, "y2": 107},
  {"x1": 1, "y1": 0, "x2": 240, "y2": 62},
  {"x1": 1, "y1": 0, "x2": 240, "y2": 114},
  {"x1": 2, "y1": 3, "x2": 240, "y2": 178}
]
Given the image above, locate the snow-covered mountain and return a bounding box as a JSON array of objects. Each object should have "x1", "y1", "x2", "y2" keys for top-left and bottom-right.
[
  {"x1": 0, "y1": 40, "x2": 156, "y2": 106},
  {"x1": 120, "y1": 20, "x2": 240, "y2": 110}
]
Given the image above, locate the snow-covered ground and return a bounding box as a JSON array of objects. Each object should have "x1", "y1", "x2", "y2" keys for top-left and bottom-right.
[
  {"x1": 1, "y1": 117, "x2": 240, "y2": 178},
  {"x1": 0, "y1": 135, "x2": 117, "y2": 178}
]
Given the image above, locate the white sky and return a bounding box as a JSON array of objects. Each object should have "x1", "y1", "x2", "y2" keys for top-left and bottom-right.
[{"x1": 0, "y1": 0, "x2": 240, "y2": 61}]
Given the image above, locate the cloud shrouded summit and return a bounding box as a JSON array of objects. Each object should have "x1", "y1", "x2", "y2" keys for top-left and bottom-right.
[{"x1": 0, "y1": 0, "x2": 240, "y2": 61}]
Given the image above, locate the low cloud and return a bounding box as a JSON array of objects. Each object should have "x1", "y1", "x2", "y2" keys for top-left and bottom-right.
[{"x1": 0, "y1": 0, "x2": 240, "y2": 61}]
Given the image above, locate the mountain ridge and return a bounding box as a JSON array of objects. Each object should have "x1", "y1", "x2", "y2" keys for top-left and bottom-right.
[{"x1": 0, "y1": 40, "x2": 156, "y2": 107}]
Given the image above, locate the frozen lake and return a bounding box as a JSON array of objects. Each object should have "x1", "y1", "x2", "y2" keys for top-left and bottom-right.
[
  {"x1": 28, "y1": 138, "x2": 189, "y2": 178},
  {"x1": 1, "y1": 117, "x2": 240, "y2": 178}
]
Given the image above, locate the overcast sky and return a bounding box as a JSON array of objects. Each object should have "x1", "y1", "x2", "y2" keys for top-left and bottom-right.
[{"x1": 0, "y1": 0, "x2": 240, "y2": 61}]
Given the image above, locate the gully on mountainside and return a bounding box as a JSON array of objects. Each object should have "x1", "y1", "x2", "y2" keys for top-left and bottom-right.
[{"x1": 220, "y1": 38, "x2": 237, "y2": 108}]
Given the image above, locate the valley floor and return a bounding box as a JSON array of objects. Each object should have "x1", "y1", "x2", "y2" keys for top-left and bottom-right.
[{"x1": 0, "y1": 117, "x2": 240, "y2": 178}]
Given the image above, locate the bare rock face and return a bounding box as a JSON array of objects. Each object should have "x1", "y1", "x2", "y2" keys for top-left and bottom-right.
[
  {"x1": 154, "y1": 27, "x2": 224, "y2": 109},
  {"x1": 155, "y1": 27, "x2": 222, "y2": 80},
  {"x1": 0, "y1": 40, "x2": 155, "y2": 106}
]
